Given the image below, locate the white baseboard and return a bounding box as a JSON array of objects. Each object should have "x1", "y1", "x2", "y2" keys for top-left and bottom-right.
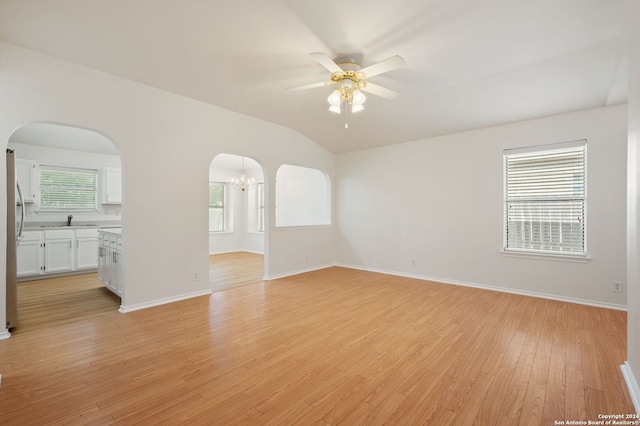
[
  {"x1": 209, "y1": 249, "x2": 264, "y2": 256},
  {"x1": 264, "y1": 263, "x2": 335, "y2": 281},
  {"x1": 0, "y1": 329, "x2": 11, "y2": 341},
  {"x1": 335, "y1": 263, "x2": 627, "y2": 311},
  {"x1": 621, "y1": 362, "x2": 640, "y2": 414},
  {"x1": 118, "y1": 289, "x2": 213, "y2": 313}
]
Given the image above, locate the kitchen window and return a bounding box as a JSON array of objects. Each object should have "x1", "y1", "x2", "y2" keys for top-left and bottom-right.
[
  {"x1": 209, "y1": 182, "x2": 226, "y2": 232},
  {"x1": 504, "y1": 140, "x2": 586, "y2": 256},
  {"x1": 39, "y1": 165, "x2": 98, "y2": 211}
]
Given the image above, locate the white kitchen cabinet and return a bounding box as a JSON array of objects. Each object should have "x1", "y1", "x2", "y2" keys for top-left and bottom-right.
[
  {"x1": 18, "y1": 228, "x2": 104, "y2": 278},
  {"x1": 43, "y1": 229, "x2": 74, "y2": 273},
  {"x1": 17, "y1": 231, "x2": 43, "y2": 276},
  {"x1": 75, "y1": 228, "x2": 99, "y2": 270},
  {"x1": 97, "y1": 233, "x2": 110, "y2": 284},
  {"x1": 15, "y1": 159, "x2": 36, "y2": 202},
  {"x1": 98, "y1": 230, "x2": 123, "y2": 296},
  {"x1": 101, "y1": 167, "x2": 122, "y2": 204}
]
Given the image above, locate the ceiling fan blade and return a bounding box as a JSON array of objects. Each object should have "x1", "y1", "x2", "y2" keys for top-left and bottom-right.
[
  {"x1": 309, "y1": 52, "x2": 343, "y2": 74},
  {"x1": 359, "y1": 55, "x2": 405, "y2": 78},
  {"x1": 360, "y1": 82, "x2": 399, "y2": 100},
  {"x1": 286, "y1": 81, "x2": 330, "y2": 91}
]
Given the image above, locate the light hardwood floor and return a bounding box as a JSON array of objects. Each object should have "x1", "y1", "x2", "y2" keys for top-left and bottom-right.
[
  {"x1": 0, "y1": 259, "x2": 634, "y2": 424},
  {"x1": 209, "y1": 251, "x2": 264, "y2": 293}
]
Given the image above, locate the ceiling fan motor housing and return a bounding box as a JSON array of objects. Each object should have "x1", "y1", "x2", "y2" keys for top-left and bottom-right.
[{"x1": 331, "y1": 58, "x2": 366, "y2": 102}]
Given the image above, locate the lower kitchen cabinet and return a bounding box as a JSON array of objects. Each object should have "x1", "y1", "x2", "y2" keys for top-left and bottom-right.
[
  {"x1": 43, "y1": 230, "x2": 74, "y2": 273},
  {"x1": 16, "y1": 231, "x2": 43, "y2": 276},
  {"x1": 75, "y1": 229, "x2": 99, "y2": 270},
  {"x1": 17, "y1": 228, "x2": 102, "y2": 277},
  {"x1": 98, "y1": 229, "x2": 123, "y2": 296}
]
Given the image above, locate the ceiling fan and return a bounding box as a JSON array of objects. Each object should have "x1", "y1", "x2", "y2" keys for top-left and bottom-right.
[{"x1": 289, "y1": 52, "x2": 405, "y2": 117}]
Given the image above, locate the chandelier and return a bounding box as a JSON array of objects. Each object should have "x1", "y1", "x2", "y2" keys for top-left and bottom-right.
[{"x1": 231, "y1": 157, "x2": 255, "y2": 192}]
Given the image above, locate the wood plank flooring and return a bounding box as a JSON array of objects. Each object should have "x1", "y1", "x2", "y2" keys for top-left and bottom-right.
[
  {"x1": 0, "y1": 261, "x2": 635, "y2": 424},
  {"x1": 13, "y1": 273, "x2": 120, "y2": 335},
  {"x1": 209, "y1": 252, "x2": 264, "y2": 293}
]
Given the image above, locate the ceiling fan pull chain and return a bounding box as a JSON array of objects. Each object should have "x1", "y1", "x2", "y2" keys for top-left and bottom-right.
[{"x1": 345, "y1": 101, "x2": 349, "y2": 129}]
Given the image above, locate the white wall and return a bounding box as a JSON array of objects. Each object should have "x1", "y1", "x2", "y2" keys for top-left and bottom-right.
[
  {"x1": 625, "y1": 0, "x2": 640, "y2": 411},
  {"x1": 337, "y1": 104, "x2": 627, "y2": 308},
  {"x1": 275, "y1": 164, "x2": 331, "y2": 227},
  {"x1": 0, "y1": 42, "x2": 335, "y2": 327}
]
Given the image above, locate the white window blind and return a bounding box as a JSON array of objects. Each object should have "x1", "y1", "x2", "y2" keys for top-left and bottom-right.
[
  {"x1": 504, "y1": 141, "x2": 586, "y2": 255},
  {"x1": 39, "y1": 166, "x2": 98, "y2": 210}
]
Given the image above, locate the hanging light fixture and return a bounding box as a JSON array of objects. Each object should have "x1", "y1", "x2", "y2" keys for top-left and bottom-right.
[
  {"x1": 287, "y1": 52, "x2": 405, "y2": 124},
  {"x1": 231, "y1": 156, "x2": 255, "y2": 191},
  {"x1": 326, "y1": 74, "x2": 367, "y2": 115}
]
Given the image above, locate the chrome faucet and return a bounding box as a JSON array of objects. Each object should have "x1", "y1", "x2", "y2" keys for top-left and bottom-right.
[{"x1": 67, "y1": 215, "x2": 73, "y2": 226}]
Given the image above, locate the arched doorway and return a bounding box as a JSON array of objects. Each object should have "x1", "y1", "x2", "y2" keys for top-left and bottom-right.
[
  {"x1": 208, "y1": 153, "x2": 266, "y2": 292},
  {"x1": 7, "y1": 122, "x2": 123, "y2": 333}
]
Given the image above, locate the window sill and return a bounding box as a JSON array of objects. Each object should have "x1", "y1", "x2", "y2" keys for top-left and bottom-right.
[
  {"x1": 501, "y1": 250, "x2": 590, "y2": 263},
  {"x1": 209, "y1": 231, "x2": 234, "y2": 235},
  {"x1": 275, "y1": 224, "x2": 332, "y2": 231}
]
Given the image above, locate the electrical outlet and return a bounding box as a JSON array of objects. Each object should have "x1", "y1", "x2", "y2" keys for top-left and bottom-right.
[
  {"x1": 612, "y1": 281, "x2": 623, "y2": 293},
  {"x1": 411, "y1": 258, "x2": 416, "y2": 266},
  {"x1": 305, "y1": 255, "x2": 309, "y2": 263},
  {"x1": 193, "y1": 271, "x2": 199, "y2": 281}
]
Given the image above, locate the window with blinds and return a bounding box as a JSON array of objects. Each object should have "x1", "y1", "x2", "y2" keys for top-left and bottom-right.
[
  {"x1": 504, "y1": 141, "x2": 586, "y2": 255},
  {"x1": 209, "y1": 182, "x2": 226, "y2": 232},
  {"x1": 39, "y1": 166, "x2": 98, "y2": 211}
]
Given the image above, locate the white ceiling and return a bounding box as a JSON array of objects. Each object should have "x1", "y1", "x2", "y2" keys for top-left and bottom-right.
[{"x1": 0, "y1": 0, "x2": 628, "y2": 154}]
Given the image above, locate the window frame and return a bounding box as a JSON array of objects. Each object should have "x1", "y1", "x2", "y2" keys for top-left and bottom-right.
[
  {"x1": 38, "y1": 165, "x2": 98, "y2": 212},
  {"x1": 503, "y1": 140, "x2": 587, "y2": 258},
  {"x1": 257, "y1": 182, "x2": 265, "y2": 233},
  {"x1": 209, "y1": 181, "x2": 227, "y2": 233}
]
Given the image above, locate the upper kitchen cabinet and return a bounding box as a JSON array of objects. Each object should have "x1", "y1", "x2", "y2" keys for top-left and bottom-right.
[
  {"x1": 101, "y1": 167, "x2": 122, "y2": 204},
  {"x1": 15, "y1": 159, "x2": 36, "y2": 202}
]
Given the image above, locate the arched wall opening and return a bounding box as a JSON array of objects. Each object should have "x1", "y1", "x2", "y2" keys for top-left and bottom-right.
[
  {"x1": 208, "y1": 153, "x2": 266, "y2": 292},
  {"x1": 6, "y1": 121, "x2": 123, "y2": 332},
  {"x1": 275, "y1": 164, "x2": 331, "y2": 228}
]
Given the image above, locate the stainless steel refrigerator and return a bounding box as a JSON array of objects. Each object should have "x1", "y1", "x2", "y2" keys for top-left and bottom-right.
[{"x1": 6, "y1": 149, "x2": 24, "y2": 330}]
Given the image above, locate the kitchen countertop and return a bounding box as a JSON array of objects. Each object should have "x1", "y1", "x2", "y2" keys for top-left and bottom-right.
[
  {"x1": 24, "y1": 222, "x2": 122, "y2": 231},
  {"x1": 98, "y1": 228, "x2": 122, "y2": 236}
]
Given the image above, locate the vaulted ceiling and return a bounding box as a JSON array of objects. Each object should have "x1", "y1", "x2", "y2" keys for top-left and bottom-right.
[{"x1": 0, "y1": 0, "x2": 628, "y2": 154}]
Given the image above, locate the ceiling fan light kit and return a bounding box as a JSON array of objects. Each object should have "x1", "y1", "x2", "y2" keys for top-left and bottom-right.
[{"x1": 289, "y1": 52, "x2": 405, "y2": 124}]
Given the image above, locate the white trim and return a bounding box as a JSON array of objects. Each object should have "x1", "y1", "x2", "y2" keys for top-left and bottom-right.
[
  {"x1": 504, "y1": 139, "x2": 587, "y2": 156},
  {"x1": 335, "y1": 263, "x2": 627, "y2": 311},
  {"x1": 501, "y1": 250, "x2": 591, "y2": 263},
  {"x1": 274, "y1": 225, "x2": 332, "y2": 231},
  {"x1": 208, "y1": 249, "x2": 264, "y2": 255},
  {"x1": 0, "y1": 329, "x2": 11, "y2": 340},
  {"x1": 118, "y1": 289, "x2": 213, "y2": 313},
  {"x1": 621, "y1": 362, "x2": 640, "y2": 414},
  {"x1": 264, "y1": 263, "x2": 334, "y2": 280}
]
